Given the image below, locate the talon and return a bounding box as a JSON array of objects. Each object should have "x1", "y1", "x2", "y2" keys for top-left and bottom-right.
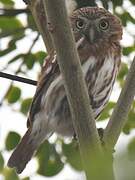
[
  {"x1": 98, "y1": 128, "x2": 105, "y2": 146},
  {"x1": 73, "y1": 133, "x2": 77, "y2": 140},
  {"x1": 97, "y1": 128, "x2": 115, "y2": 153},
  {"x1": 23, "y1": 0, "x2": 31, "y2": 5}
]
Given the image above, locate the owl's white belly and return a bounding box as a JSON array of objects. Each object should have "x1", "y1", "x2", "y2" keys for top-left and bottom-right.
[{"x1": 34, "y1": 55, "x2": 118, "y2": 137}]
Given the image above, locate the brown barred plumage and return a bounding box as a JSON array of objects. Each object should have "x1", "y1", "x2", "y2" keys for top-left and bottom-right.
[{"x1": 8, "y1": 7, "x2": 123, "y2": 173}]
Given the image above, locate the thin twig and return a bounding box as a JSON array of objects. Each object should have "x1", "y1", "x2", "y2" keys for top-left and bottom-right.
[
  {"x1": 103, "y1": 56, "x2": 135, "y2": 150},
  {"x1": 0, "y1": 33, "x2": 39, "y2": 104},
  {"x1": 0, "y1": 72, "x2": 37, "y2": 86},
  {"x1": 15, "y1": 33, "x2": 40, "y2": 74}
]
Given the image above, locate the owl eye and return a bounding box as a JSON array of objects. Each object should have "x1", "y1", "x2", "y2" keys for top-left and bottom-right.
[
  {"x1": 76, "y1": 19, "x2": 85, "y2": 29},
  {"x1": 99, "y1": 20, "x2": 109, "y2": 30}
]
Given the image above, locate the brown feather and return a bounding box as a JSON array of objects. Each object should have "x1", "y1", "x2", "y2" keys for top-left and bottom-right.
[{"x1": 7, "y1": 129, "x2": 36, "y2": 174}]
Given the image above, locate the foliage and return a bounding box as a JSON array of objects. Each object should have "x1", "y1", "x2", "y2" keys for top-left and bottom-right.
[
  {"x1": 5, "y1": 131, "x2": 21, "y2": 151},
  {"x1": 36, "y1": 141, "x2": 64, "y2": 176},
  {"x1": 0, "y1": 0, "x2": 135, "y2": 179}
]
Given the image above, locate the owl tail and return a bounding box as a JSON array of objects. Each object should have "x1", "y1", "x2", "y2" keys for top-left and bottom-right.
[{"x1": 7, "y1": 128, "x2": 44, "y2": 174}]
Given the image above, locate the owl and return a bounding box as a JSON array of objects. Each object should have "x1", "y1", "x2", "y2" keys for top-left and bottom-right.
[{"x1": 7, "y1": 7, "x2": 123, "y2": 173}]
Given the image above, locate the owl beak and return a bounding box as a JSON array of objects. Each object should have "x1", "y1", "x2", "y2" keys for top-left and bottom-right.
[
  {"x1": 84, "y1": 27, "x2": 96, "y2": 44},
  {"x1": 89, "y1": 28, "x2": 95, "y2": 43}
]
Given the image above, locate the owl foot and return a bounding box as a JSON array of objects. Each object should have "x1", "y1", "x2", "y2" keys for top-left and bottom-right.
[
  {"x1": 23, "y1": 0, "x2": 31, "y2": 5},
  {"x1": 73, "y1": 133, "x2": 78, "y2": 141},
  {"x1": 73, "y1": 129, "x2": 105, "y2": 144},
  {"x1": 98, "y1": 128, "x2": 105, "y2": 146},
  {"x1": 97, "y1": 128, "x2": 115, "y2": 153}
]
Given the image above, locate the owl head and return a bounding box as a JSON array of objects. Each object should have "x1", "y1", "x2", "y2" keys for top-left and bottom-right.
[{"x1": 70, "y1": 7, "x2": 123, "y2": 45}]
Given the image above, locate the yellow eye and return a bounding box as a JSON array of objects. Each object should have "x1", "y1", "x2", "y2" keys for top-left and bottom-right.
[
  {"x1": 76, "y1": 19, "x2": 85, "y2": 29},
  {"x1": 99, "y1": 20, "x2": 109, "y2": 30}
]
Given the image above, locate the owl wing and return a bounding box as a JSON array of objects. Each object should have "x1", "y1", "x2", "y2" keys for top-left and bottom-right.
[{"x1": 27, "y1": 52, "x2": 60, "y2": 127}]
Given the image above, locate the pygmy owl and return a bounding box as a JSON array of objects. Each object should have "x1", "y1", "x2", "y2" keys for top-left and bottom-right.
[{"x1": 8, "y1": 7, "x2": 123, "y2": 173}]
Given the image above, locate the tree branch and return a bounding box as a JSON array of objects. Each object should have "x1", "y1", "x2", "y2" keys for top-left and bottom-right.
[
  {"x1": 23, "y1": 0, "x2": 54, "y2": 54},
  {"x1": 43, "y1": 1, "x2": 105, "y2": 179},
  {"x1": 0, "y1": 8, "x2": 30, "y2": 16},
  {"x1": 103, "y1": 56, "x2": 135, "y2": 150}
]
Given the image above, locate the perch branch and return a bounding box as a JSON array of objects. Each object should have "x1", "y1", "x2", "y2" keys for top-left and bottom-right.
[
  {"x1": 43, "y1": 1, "x2": 105, "y2": 179},
  {"x1": 23, "y1": 0, "x2": 54, "y2": 54},
  {"x1": 103, "y1": 56, "x2": 135, "y2": 150}
]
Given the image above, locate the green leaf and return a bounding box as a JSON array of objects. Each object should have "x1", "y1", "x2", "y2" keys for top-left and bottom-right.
[
  {"x1": 0, "y1": 44, "x2": 16, "y2": 57},
  {"x1": 37, "y1": 141, "x2": 64, "y2": 177},
  {"x1": 37, "y1": 141, "x2": 50, "y2": 162},
  {"x1": 98, "y1": 111, "x2": 110, "y2": 121},
  {"x1": 130, "y1": 0, "x2": 135, "y2": 5},
  {"x1": 128, "y1": 138, "x2": 135, "y2": 160},
  {"x1": 128, "y1": 111, "x2": 135, "y2": 125},
  {"x1": 117, "y1": 63, "x2": 128, "y2": 80},
  {"x1": 24, "y1": 53, "x2": 35, "y2": 70},
  {"x1": 8, "y1": 54, "x2": 24, "y2": 64},
  {"x1": 27, "y1": 14, "x2": 37, "y2": 31},
  {"x1": 62, "y1": 141, "x2": 82, "y2": 171},
  {"x1": 3, "y1": 169, "x2": 19, "y2": 180},
  {"x1": 0, "y1": 17, "x2": 23, "y2": 31},
  {"x1": 12, "y1": 29, "x2": 25, "y2": 42},
  {"x1": 123, "y1": 123, "x2": 130, "y2": 134},
  {"x1": 112, "y1": 0, "x2": 123, "y2": 6},
  {"x1": 117, "y1": 62, "x2": 128, "y2": 87},
  {"x1": 35, "y1": 51, "x2": 47, "y2": 66},
  {"x1": 22, "y1": 177, "x2": 30, "y2": 180},
  {"x1": 5, "y1": 131, "x2": 21, "y2": 151},
  {"x1": 0, "y1": 0, "x2": 14, "y2": 6},
  {"x1": 0, "y1": 152, "x2": 4, "y2": 172},
  {"x1": 43, "y1": 153, "x2": 64, "y2": 177},
  {"x1": 123, "y1": 47, "x2": 135, "y2": 56},
  {"x1": 20, "y1": 98, "x2": 32, "y2": 115},
  {"x1": 0, "y1": 27, "x2": 25, "y2": 39},
  {"x1": 123, "y1": 105, "x2": 135, "y2": 134},
  {"x1": 98, "y1": 102, "x2": 116, "y2": 121},
  {"x1": 7, "y1": 86, "x2": 21, "y2": 104},
  {"x1": 120, "y1": 12, "x2": 135, "y2": 26}
]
